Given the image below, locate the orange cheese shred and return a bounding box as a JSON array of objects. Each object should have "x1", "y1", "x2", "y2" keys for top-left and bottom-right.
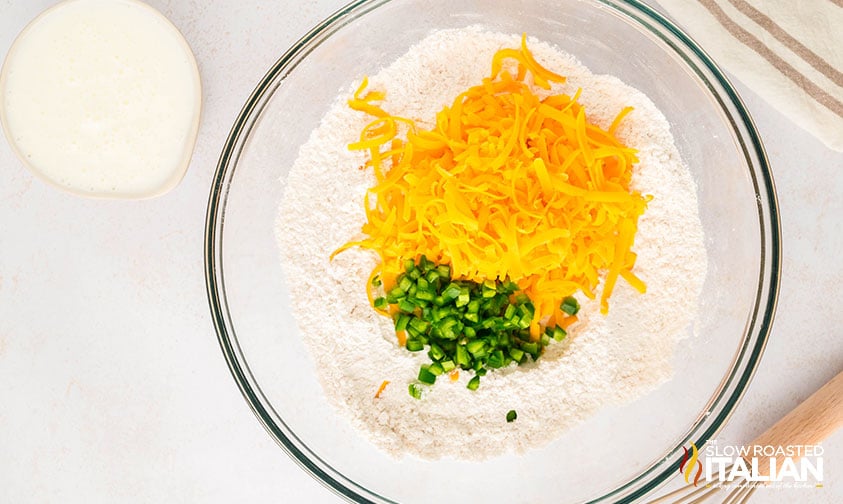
[
  {"x1": 395, "y1": 330, "x2": 407, "y2": 347},
  {"x1": 374, "y1": 380, "x2": 390, "y2": 399},
  {"x1": 337, "y1": 33, "x2": 648, "y2": 327}
]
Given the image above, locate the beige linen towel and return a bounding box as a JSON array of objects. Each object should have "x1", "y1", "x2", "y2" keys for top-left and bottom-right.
[{"x1": 657, "y1": 0, "x2": 843, "y2": 151}]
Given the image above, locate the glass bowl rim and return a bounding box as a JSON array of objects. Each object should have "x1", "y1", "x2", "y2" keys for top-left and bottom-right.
[{"x1": 204, "y1": 0, "x2": 781, "y2": 502}]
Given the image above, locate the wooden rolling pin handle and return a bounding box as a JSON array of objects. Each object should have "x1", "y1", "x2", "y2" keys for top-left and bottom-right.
[{"x1": 747, "y1": 369, "x2": 843, "y2": 476}]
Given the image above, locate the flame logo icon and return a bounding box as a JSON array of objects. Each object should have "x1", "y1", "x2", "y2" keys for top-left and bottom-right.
[{"x1": 679, "y1": 443, "x2": 703, "y2": 486}]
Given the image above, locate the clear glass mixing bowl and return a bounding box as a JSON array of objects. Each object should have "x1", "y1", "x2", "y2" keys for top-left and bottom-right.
[{"x1": 205, "y1": 0, "x2": 780, "y2": 501}]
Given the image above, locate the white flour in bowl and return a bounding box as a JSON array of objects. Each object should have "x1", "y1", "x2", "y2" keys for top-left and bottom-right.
[{"x1": 276, "y1": 27, "x2": 707, "y2": 460}]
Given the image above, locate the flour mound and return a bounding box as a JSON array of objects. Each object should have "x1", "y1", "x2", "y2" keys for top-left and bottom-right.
[{"x1": 276, "y1": 28, "x2": 707, "y2": 460}]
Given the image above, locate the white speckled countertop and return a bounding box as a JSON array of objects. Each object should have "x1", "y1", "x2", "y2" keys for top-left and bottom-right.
[{"x1": 1, "y1": 1, "x2": 841, "y2": 502}]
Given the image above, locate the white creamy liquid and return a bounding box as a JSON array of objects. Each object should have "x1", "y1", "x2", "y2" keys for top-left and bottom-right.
[{"x1": 0, "y1": 0, "x2": 201, "y2": 198}]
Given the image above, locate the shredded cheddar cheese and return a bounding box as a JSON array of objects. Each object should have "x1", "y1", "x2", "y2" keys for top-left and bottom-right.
[{"x1": 339, "y1": 34, "x2": 648, "y2": 334}]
